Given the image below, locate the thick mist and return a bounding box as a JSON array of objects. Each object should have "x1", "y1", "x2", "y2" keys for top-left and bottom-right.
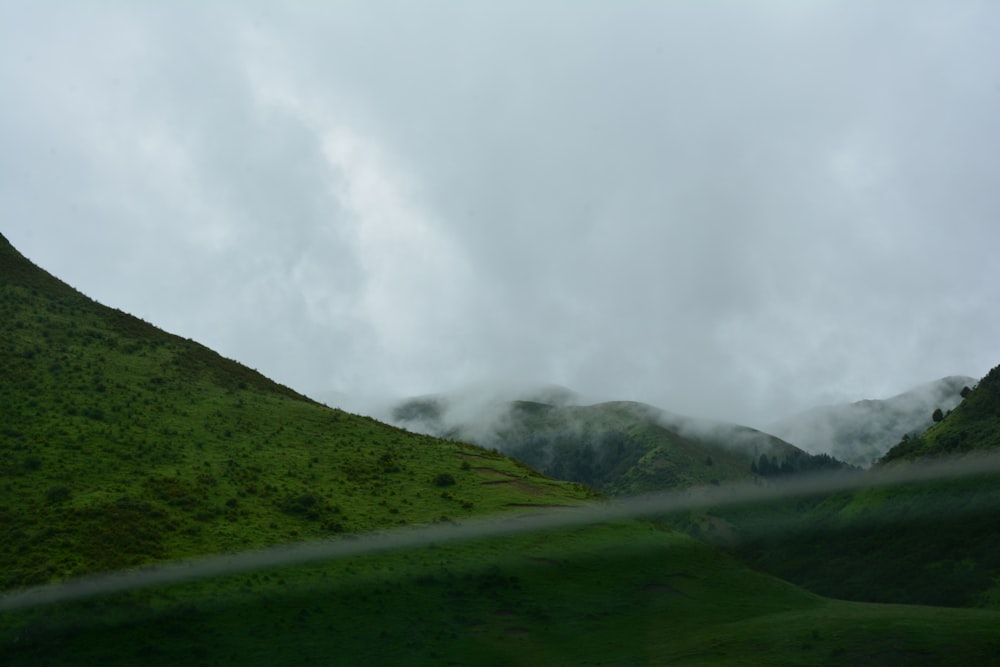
[
  {"x1": 767, "y1": 376, "x2": 975, "y2": 466},
  {"x1": 371, "y1": 375, "x2": 979, "y2": 477},
  {"x1": 3, "y1": 3, "x2": 999, "y2": 425}
]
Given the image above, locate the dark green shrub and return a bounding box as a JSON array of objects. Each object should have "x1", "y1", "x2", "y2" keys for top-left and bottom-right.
[
  {"x1": 281, "y1": 493, "x2": 321, "y2": 520},
  {"x1": 433, "y1": 473, "x2": 456, "y2": 487},
  {"x1": 323, "y1": 520, "x2": 345, "y2": 533},
  {"x1": 379, "y1": 453, "x2": 400, "y2": 473},
  {"x1": 46, "y1": 485, "x2": 71, "y2": 503}
]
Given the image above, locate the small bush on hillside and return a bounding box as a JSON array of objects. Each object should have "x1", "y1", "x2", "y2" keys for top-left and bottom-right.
[
  {"x1": 280, "y1": 493, "x2": 321, "y2": 520},
  {"x1": 378, "y1": 453, "x2": 401, "y2": 473},
  {"x1": 46, "y1": 486, "x2": 71, "y2": 503},
  {"x1": 323, "y1": 520, "x2": 345, "y2": 533},
  {"x1": 433, "y1": 473, "x2": 456, "y2": 487}
]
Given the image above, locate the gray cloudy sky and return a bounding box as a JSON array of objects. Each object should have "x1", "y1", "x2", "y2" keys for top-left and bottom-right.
[{"x1": 3, "y1": 1, "x2": 999, "y2": 426}]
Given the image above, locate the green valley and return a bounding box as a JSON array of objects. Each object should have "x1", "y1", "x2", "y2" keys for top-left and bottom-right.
[{"x1": 3, "y1": 231, "x2": 1000, "y2": 665}]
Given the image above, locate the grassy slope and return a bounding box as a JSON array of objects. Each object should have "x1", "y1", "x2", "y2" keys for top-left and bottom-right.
[
  {"x1": 718, "y1": 475, "x2": 1000, "y2": 607},
  {"x1": 715, "y1": 369, "x2": 1000, "y2": 608},
  {"x1": 880, "y1": 365, "x2": 1000, "y2": 462},
  {"x1": 0, "y1": 232, "x2": 595, "y2": 587},
  {"x1": 4, "y1": 521, "x2": 1000, "y2": 666},
  {"x1": 3, "y1": 232, "x2": 1000, "y2": 665}
]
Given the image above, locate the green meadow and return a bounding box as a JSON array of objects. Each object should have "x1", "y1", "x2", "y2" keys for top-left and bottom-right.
[{"x1": 5, "y1": 520, "x2": 1000, "y2": 666}]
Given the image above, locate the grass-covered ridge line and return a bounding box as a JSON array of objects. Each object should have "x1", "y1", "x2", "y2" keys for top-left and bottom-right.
[{"x1": 0, "y1": 232, "x2": 595, "y2": 588}]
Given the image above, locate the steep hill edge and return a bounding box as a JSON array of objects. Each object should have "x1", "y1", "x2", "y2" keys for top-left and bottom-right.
[{"x1": 0, "y1": 232, "x2": 596, "y2": 588}]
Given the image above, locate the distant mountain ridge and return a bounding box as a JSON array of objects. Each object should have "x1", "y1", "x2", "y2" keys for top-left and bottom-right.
[
  {"x1": 766, "y1": 376, "x2": 975, "y2": 467},
  {"x1": 388, "y1": 389, "x2": 854, "y2": 494}
]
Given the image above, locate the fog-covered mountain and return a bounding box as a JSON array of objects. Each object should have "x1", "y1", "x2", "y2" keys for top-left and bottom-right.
[
  {"x1": 881, "y1": 366, "x2": 1000, "y2": 462},
  {"x1": 386, "y1": 387, "x2": 853, "y2": 494},
  {"x1": 766, "y1": 376, "x2": 975, "y2": 467}
]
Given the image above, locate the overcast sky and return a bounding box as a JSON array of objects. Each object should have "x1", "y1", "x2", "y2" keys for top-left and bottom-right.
[{"x1": 3, "y1": 1, "x2": 999, "y2": 426}]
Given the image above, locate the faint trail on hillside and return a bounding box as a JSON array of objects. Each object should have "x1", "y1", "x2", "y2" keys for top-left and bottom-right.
[{"x1": 3, "y1": 452, "x2": 1000, "y2": 612}]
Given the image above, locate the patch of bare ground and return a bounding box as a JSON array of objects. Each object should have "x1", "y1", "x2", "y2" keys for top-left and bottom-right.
[
  {"x1": 503, "y1": 479, "x2": 556, "y2": 495},
  {"x1": 473, "y1": 467, "x2": 519, "y2": 478}
]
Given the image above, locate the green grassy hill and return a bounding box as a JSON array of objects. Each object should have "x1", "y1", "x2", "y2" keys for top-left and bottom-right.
[
  {"x1": 880, "y1": 365, "x2": 1000, "y2": 462},
  {"x1": 5, "y1": 520, "x2": 1000, "y2": 666},
  {"x1": 0, "y1": 232, "x2": 595, "y2": 587},
  {"x1": 391, "y1": 394, "x2": 853, "y2": 495},
  {"x1": 714, "y1": 367, "x2": 1000, "y2": 609},
  {"x1": 4, "y1": 231, "x2": 1000, "y2": 665}
]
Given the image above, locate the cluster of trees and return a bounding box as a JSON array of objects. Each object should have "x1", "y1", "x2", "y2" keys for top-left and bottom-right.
[
  {"x1": 751, "y1": 450, "x2": 855, "y2": 477},
  {"x1": 505, "y1": 431, "x2": 645, "y2": 491}
]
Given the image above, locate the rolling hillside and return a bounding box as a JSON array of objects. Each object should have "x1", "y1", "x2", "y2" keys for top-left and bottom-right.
[
  {"x1": 767, "y1": 376, "x2": 974, "y2": 467},
  {"x1": 6, "y1": 518, "x2": 1000, "y2": 666},
  {"x1": 0, "y1": 231, "x2": 595, "y2": 587}
]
